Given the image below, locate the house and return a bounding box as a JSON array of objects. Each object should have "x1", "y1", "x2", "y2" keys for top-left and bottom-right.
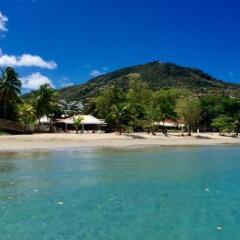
[{"x1": 55, "y1": 115, "x2": 107, "y2": 132}]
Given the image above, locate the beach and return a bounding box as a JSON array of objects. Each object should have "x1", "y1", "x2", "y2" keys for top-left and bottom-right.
[{"x1": 0, "y1": 132, "x2": 239, "y2": 152}]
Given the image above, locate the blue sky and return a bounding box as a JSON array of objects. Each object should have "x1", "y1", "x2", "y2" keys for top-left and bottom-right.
[{"x1": 0, "y1": 0, "x2": 240, "y2": 90}]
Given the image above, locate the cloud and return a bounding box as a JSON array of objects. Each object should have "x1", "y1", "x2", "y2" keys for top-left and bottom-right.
[
  {"x1": 90, "y1": 69, "x2": 104, "y2": 77},
  {"x1": 61, "y1": 82, "x2": 74, "y2": 88},
  {"x1": 0, "y1": 11, "x2": 8, "y2": 33},
  {"x1": 0, "y1": 52, "x2": 57, "y2": 69},
  {"x1": 60, "y1": 76, "x2": 74, "y2": 88},
  {"x1": 21, "y1": 72, "x2": 54, "y2": 90}
]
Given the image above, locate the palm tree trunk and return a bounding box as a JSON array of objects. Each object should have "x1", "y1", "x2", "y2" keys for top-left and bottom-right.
[
  {"x1": 38, "y1": 118, "x2": 41, "y2": 132},
  {"x1": 188, "y1": 125, "x2": 191, "y2": 136},
  {"x1": 3, "y1": 97, "x2": 7, "y2": 119}
]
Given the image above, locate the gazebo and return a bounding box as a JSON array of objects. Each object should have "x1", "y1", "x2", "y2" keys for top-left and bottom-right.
[{"x1": 56, "y1": 115, "x2": 107, "y2": 132}]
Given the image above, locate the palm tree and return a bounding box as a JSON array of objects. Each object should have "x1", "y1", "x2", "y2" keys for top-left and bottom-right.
[
  {"x1": 18, "y1": 103, "x2": 36, "y2": 133},
  {"x1": 33, "y1": 84, "x2": 59, "y2": 132},
  {"x1": 73, "y1": 116, "x2": 83, "y2": 134},
  {"x1": 110, "y1": 103, "x2": 129, "y2": 135},
  {"x1": 0, "y1": 67, "x2": 22, "y2": 119}
]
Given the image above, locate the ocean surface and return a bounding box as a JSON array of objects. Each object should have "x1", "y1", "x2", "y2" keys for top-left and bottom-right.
[{"x1": 0, "y1": 146, "x2": 240, "y2": 240}]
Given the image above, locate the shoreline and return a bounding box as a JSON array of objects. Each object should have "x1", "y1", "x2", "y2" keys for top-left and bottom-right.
[{"x1": 0, "y1": 132, "x2": 239, "y2": 152}]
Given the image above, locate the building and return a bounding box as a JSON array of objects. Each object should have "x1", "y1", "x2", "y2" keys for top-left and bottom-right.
[
  {"x1": 154, "y1": 119, "x2": 185, "y2": 128},
  {"x1": 55, "y1": 115, "x2": 107, "y2": 132}
]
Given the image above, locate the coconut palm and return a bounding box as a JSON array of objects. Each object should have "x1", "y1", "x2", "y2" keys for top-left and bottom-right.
[
  {"x1": 0, "y1": 67, "x2": 22, "y2": 119},
  {"x1": 33, "y1": 84, "x2": 59, "y2": 132},
  {"x1": 18, "y1": 103, "x2": 36, "y2": 133},
  {"x1": 110, "y1": 103, "x2": 129, "y2": 135},
  {"x1": 73, "y1": 116, "x2": 83, "y2": 134}
]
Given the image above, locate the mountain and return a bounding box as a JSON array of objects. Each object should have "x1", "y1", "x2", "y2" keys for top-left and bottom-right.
[{"x1": 59, "y1": 61, "x2": 240, "y2": 101}]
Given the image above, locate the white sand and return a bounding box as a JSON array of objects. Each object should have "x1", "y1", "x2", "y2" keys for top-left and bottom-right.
[{"x1": 0, "y1": 132, "x2": 239, "y2": 152}]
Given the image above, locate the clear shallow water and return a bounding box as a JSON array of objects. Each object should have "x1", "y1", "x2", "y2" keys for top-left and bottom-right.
[{"x1": 0, "y1": 146, "x2": 240, "y2": 240}]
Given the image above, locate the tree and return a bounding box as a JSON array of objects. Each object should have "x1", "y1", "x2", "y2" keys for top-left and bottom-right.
[
  {"x1": 139, "y1": 101, "x2": 157, "y2": 135},
  {"x1": 32, "y1": 84, "x2": 59, "y2": 132},
  {"x1": 176, "y1": 94, "x2": 201, "y2": 136},
  {"x1": 200, "y1": 96, "x2": 240, "y2": 131},
  {"x1": 153, "y1": 89, "x2": 181, "y2": 125},
  {"x1": 234, "y1": 113, "x2": 240, "y2": 136},
  {"x1": 109, "y1": 103, "x2": 130, "y2": 135},
  {"x1": 212, "y1": 115, "x2": 236, "y2": 135},
  {"x1": 18, "y1": 103, "x2": 36, "y2": 133},
  {"x1": 95, "y1": 85, "x2": 126, "y2": 131},
  {"x1": 73, "y1": 116, "x2": 83, "y2": 134},
  {"x1": 0, "y1": 67, "x2": 22, "y2": 119},
  {"x1": 127, "y1": 78, "x2": 152, "y2": 130}
]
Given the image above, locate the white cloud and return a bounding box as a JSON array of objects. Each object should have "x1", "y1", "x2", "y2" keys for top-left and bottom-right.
[
  {"x1": 60, "y1": 76, "x2": 74, "y2": 88},
  {"x1": 0, "y1": 11, "x2": 8, "y2": 33},
  {"x1": 21, "y1": 72, "x2": 54, "y2": 90},
  {"x1": 90, "y1": 69, "x2": 104, "y2": 77},
  {"x1": 0, "y1": 52, "x2": 57, "y2": 69},
  {"x1": 61, "y1": 82, "x2": 74, "y2": 88}
]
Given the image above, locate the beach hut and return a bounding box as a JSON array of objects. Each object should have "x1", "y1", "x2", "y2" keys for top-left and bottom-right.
[
  {"x1": 56, "y1": 115, "x2": 107, "y2": 132},
  {"x1": 154, "y1": 119, "x2": 185, "y2": 128},
  {"x1": 34, "y1": 115, "x2": 52, "y2": 132}
]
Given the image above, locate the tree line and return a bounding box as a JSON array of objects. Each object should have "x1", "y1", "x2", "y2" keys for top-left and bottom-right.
[
  {"x1": 0, "y1": 67, "x2": 59, "y2": 132},
  {"x1": 88, "y1": 74, "x2": 240, "y2": 136},
  {"x1": 0, "y1": 67, "x2": 239, "y2": 135}
]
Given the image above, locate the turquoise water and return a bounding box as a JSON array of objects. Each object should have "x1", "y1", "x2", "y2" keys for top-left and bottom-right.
[{"x1": 0, "y1": 146, "x2": 240, "y2": 240}]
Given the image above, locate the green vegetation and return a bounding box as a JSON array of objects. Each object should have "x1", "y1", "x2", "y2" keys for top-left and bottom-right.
[
  {"x1": 32, "y1": 84, "x2": 59, "y2": 132},
  {"x1": 59, "y1": 62, "x2": 240, "y2": 101},
  {"x1": 212, "y1": 116, "x2": 236, "y2": 135},
  {"x1": 176, "y1": 95, "x2": 201, "y2": 136},
  {"x1": 0, "y1": 67, "x2": 22, "y2": 120},
  {"x1": 0, "y1": 67, "x2": 59, "y2": 132},
  {"x1": 73, "y1": 116, "x2": 83, "y2": 134},
  {"x1": 0, "y1": 64, "x2": 240, "y2": 136},
  {"x1": 89, "y1": 76, "x2": 239, "y2": 135},
  {"x1": 17, "y1": 103, "x2": 36, "y2": 133}
]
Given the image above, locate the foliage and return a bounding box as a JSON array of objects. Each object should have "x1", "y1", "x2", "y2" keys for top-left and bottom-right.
[
  {"x1": 94, "y1": 85, "x2": 126, "y2": 131},
  {"x1": 176, "y1": 94, "x2": 201, "y2": 135},
  {"x1": 126, "y1": 78, "x2": 152, "y2": 129},
  {"x1": 200, "y1": 96, "x2": 240, "y2": 131},
  {"x1": 212, "y1": 115, "x2": 236, "y2": 134},
  {"x1": 152, "y1": 88, "x2": 182, "y2": 123},
  {"x1": 32, "y1": 84, "x2": 59, "y2": 122},
  {"x1": 0, "y1": 67, "x2": 22, "y2": 120},
  {"x1": 17, "y1": 103, "x2": 36, "y2": 132},
  {"x1": 18, "y1": 103, "x2": 36, "y2": 125},
  {"x1": 58, "y1": 62, "x2": 240, "y2": 101},
  {"x1": 73, "y1": 116, "x2": 83, "y2": 134},
  {"x1": 109, "y1": 103, "x2": 130, "y2": 134}
]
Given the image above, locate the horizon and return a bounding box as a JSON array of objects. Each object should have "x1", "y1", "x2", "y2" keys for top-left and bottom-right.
[{"x1": 1, "y1": 0, "x2": 240, "y2": 91}]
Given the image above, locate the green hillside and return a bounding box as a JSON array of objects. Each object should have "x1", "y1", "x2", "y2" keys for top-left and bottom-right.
[{"x1": 59, "y1": 61, "x2": 240, "y2": 101}]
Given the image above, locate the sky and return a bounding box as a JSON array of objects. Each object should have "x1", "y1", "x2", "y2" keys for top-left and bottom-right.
[{"x1": 0, "y1": 0, "x2": 240, "y2": 91}]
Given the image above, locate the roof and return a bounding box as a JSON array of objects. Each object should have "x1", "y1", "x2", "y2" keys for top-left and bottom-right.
[
  {"x1": 154, "y1": 119, "x2": 185, "y2": 127},
  {"x1": 56, "y1": 115, "x2": 107, "y2": 125},
  {"x1": 36, "y1": 116, "x2": 51, "y2": 124}
]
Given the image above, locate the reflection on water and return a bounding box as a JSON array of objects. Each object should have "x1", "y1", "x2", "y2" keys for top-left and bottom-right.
[{"x1": 0, "y1": 146, "x2": 240, "y2": 240}]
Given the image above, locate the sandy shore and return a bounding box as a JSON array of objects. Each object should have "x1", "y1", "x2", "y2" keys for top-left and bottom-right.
[{"x1": 0, "y1": 132, "x2": 239, "y2": 152}]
